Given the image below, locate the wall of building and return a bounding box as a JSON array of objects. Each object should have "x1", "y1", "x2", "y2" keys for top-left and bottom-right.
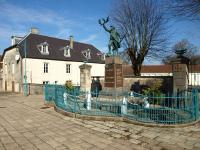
[
  {"x1": 23, "y1": 58, "x2": 105, "y2": 86},
  {"x1": 189, "y1": 73, "x2": 200, "y2": 86},
  {"x1": 2, "y1": 48, "x2": 22, "y2": 92},
  {"x1": 141, "y1": 73, "x2": 173, "y2": 76}
]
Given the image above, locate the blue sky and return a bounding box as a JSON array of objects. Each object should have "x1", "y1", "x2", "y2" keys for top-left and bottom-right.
[{"x1": 0, "y1": 0, "x2": 200, "y2": 64}]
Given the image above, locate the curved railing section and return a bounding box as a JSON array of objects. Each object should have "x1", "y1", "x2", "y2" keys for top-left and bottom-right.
[{"x1": 44, "y1": 84, "x2": 199, "y2": 125}]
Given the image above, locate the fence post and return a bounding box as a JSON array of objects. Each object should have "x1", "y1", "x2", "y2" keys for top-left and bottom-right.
[
  {"x1": 87, "y1": 91, "x2": 91, "y2": 110},
  {"x1": 55, "y1": 85, "x2": 57, "y2": 105},
  {"x1": 121, "y1": 97, "x2": 127, "y2": 115},
  {"x1": 194, "y1": 88, "x2": 199, "y2": 120},
  {"x1": 44, "y1": 84, "x2": 47, "y2": 101}
]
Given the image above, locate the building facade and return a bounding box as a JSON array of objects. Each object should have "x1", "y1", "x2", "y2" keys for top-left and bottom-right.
[{"x1": 2, "y1": 29, "x2": 105, "y2": 92}]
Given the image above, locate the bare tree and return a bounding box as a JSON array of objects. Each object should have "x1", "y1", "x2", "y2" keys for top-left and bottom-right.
[
  {"x1": 162, "y1": 39, "x2": 198, "y2": 64},
  {"x1": 170, "y1": 0, "x2": 200, "y2": 20},
  {"x1": 111, "y1": 0, "x2": 168, "y2": 76},
  {"x1": 118, "y1": 50, "x2": 131, "y2": 64}
]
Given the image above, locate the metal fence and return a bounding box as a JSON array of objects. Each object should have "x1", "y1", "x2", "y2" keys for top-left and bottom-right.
[{"x1": 44, "y1": 84, "x2": 199, "y2": 125}]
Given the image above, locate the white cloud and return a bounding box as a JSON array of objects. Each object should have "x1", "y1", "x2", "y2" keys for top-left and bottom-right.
[
  {"x1": 0, "y1": 2, "x2": 79, "y2": 51},
  {"x1": 80, "y1": 34, "x2": 97, "y2": 43},
  {"x1": 1, "y1": 3, "x2": 74, "y2": 27},
  {"x1": 0, "y1": 2, "x2": 76, "y2": 40}
]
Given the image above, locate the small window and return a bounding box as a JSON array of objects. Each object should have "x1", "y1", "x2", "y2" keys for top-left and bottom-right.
[
  {"x1": 97, "y1": 52, "x2": 105, "y2": 61},
  {"x1": 55, "y1": 81, "x2": 58, "y2": 84},
  {"x1": 64, "y1": 46, "x2": 71, "y2": 57},
  {"x1": 82, "y1": 49, "x2": 91, "y2": 60},
  {"x1": 66, "y1": 64, "x2": 71, "y2": 73},
  {"x1": 43, "y1": 81, "x2": 49, "y2": 84},
  {"x1": 37, "y1": 42, "x2": 49, "y2": 55},
  {"x1": 12, "y1": 63, "x2": 15, "y2": 74},
  {"x1": 44, "y1": 63, "x2": 48, "y2": 73},
  {"x1": 42, "y1": 45, "x2": 47, "y2": 53}
]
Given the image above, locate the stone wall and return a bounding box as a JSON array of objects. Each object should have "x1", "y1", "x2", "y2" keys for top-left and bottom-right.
[
  {"x1": 123, "y1": 76, "x2": 173, "y2": 94},
  {"x1": 21, "y1": 83, "x2": 44, "y2": 95},
  {"x1": 97, "y1": 76, "x2": 173, "y2": 94}
]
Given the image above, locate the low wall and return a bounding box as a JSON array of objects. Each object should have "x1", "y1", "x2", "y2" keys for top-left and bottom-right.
[
  {"x1": 123, "y1": 76, "x2": 173, "y2": 94},
  {"x1": 21, "y1": 83, "x2": 44, "y2": 95},
  {"x1": 97, "y1": 76, "x2": 173, "y2": 94}
]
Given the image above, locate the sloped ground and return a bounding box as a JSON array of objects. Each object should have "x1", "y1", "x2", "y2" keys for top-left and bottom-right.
[{"x1": 0, "y1": 93, "x2": 200, "y2": 150}]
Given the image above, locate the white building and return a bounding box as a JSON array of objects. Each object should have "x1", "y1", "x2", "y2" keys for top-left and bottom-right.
[{"x1": 2, "y1": 28, "x2": 105, "y2": 92}]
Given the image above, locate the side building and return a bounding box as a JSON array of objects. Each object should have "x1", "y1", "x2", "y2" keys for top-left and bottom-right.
[
  {"x1": 0, "y1": 55, "x2": 3, "y2": 91},
  {"x1": 2, "y1": 29, "x2": 105, "y2": 92}
]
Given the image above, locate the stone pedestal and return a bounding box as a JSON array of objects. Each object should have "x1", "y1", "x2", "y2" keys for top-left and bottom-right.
[
  {"x1": 79, "y1": 64, "x2": 92, "y2": 92},
  {"x1": 172, "y1": 57, "x2": 189, "y2": 93},
  {"x1": 104, "y1": 56, "x2": 123, "y2": 92}
]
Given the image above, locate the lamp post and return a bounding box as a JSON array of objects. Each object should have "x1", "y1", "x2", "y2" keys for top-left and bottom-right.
[{"x1": 23, "y1": 39, "x2": 28, "y2": 96}]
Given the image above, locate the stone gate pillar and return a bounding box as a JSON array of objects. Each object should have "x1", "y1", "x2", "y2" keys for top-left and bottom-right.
[
  {"x1": 79, "y1": 64, "x2": 92, "y2": 92},
  {"x1": 172, "y1": 56, "x2": 189, "y2": 93}
]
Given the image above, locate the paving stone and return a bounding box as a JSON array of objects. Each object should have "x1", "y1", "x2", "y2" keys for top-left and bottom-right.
[
  {"x1": 129, "y1": 139, "x2": 141, "y2": 145},
  {"x1": 35, "y1": 143, "x2": 55, "y2": 150},
  {"x1": 3, "y1": 143, "x2": 21, "y2": 150},
  {"x1": 1, "y1": 93, "x2": 200, "y2": 150}
]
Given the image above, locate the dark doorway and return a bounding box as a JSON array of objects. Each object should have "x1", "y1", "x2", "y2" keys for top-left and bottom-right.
[{"x1": 5, "y1": 81, "x2": 7, "y2": 91}]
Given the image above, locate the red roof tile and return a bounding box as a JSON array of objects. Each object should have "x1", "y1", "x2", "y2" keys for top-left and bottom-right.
[{"x1": 123, "y1": 65, "x2": 172, "y2": 76}]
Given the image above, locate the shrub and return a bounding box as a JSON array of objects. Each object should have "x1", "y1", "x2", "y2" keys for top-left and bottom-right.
[
  {"x1": 65, "y1": 80, "x2": 74, "y2": 91},
  {"x1": 143, "y1": 80, "x2": 164, "y2": 105}
]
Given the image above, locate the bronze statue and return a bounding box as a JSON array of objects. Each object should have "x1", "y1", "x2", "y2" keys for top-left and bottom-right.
[{"x1": 99, "y1": 17, "x2": 121, "y2": 56}]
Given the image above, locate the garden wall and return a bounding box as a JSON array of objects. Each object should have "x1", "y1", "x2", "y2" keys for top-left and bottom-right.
[{"x1": 123, "y1": 76, "x2": 173, "y2": 94}]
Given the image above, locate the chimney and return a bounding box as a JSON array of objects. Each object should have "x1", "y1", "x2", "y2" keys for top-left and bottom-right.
[
  {"x1": 30, "y1": 27, "x2": 39, "y2": 34},
  {"x1": 69, "y1": 35, "x2": 74, "y2": 49}
]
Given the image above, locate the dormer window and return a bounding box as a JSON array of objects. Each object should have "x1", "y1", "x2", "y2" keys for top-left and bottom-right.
[
  {"x1": 60, "y1": 45, "x2": 71, "y2": 57},
  {"x1": 97, "y1": 52, "x2": 105, "y2": 61},
  {"x1": 37, "y1": 42, "x2": 49, "y2": 55},
  {"x1": 82, "y1": 49, "x2": 91, "y2": 60},
  {"x1": 64, "y1": 46, "x2": 71, "y2": 57}
]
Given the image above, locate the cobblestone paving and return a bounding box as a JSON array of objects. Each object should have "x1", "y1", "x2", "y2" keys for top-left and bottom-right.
[{"x1": 0, "y1": 93, "x2": 200, "y2": 150}]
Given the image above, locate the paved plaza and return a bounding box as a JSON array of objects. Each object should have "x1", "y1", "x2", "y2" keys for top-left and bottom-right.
[{"x1": 0, "y1": 93, "x2": 200, "y2": 150}]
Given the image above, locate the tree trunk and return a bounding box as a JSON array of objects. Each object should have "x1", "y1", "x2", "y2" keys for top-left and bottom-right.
[
  {"x1": 132, "y1": 63, "x2": 142, "y2": 76},
  {"x1": 127, "y1": 48, "x2": 142, "y2": 76}
]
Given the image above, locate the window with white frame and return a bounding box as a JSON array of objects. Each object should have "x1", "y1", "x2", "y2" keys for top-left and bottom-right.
[
  {"x1": 64, "y1": 46, "x2": 71, "y2": 57},
  {"x1": 12, "y1": 63, "x2": 15, "y2": 74},
  {"x1": 66, "y1": 64, "x2": 71, "y2": 73},
  {"x1": 82, "y1": 49, "x2": 91, "y2": 60},
  {"x1": 37, "y1": 42, "x2": 49, "y2": 55},
  {"x1": 44, "y1": 63, "x2": 48, "y2": 73}
]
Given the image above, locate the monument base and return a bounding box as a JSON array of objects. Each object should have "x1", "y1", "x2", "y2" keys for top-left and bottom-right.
[{"x1": 104, "y1": 56, "x2": 123, "y2": 96}]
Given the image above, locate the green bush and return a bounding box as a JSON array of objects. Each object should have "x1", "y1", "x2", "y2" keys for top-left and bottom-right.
[
  {"x1": 142, "y1": 80, "x2": 164, "y2": 105},
  {"x1": 65, "y1": 80, "x2": 74, "y2": 91}
]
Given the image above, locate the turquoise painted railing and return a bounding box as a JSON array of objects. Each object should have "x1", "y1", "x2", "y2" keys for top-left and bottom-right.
[{"x1": 44, "y1": 84, "x2": 199, "y2": 125}]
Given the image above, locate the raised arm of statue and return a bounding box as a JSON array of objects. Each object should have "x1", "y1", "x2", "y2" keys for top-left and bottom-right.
[
  {"x1": 102, "y1": 24, "x2": 110, "y2": 33},
  {"x1": 98, "y1": 17, "x2": 111, "y2": 33}
]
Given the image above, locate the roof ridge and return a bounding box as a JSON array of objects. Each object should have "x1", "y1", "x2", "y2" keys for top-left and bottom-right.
[{"x1": 29, "y1": 33, "x2": 94, "y2": 47}]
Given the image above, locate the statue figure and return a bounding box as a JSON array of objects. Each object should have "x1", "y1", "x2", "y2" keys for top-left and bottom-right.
[{"x1": 99, "y1": 17, "x2": 121, "y2": 56}]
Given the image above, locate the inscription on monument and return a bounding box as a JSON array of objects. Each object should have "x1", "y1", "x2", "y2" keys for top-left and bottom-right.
[
  {"x1": 105, "y1": 64, "x2": 115, "y2": 87},
  {"x1": 104, "y1": 63, "x2": 123, "y2": 88},
  {"x1": 115, "y1": 64, "x2": 123, "y2": 87}
]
